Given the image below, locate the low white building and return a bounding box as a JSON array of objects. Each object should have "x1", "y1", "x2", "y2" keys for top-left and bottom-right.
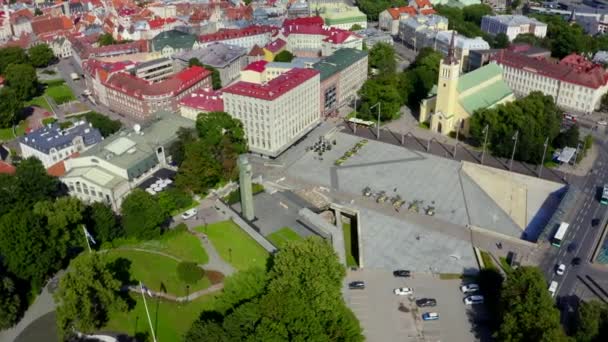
[
  {"x1": 45, "y1": 36, "x2": 72, "y2": 59},
  {"x1": 19, "y1": 121, "x2": 103, "y2": 168},
  {"x1": 223, "y1": 67, "x2": 321, "y2": 157},
  {"x1": 481, "y1": 15, "x2": 548, "y2": 41}
]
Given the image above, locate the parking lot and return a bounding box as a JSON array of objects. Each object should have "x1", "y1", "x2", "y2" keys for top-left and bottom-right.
[{"x1": 345, "y1": 269, "x2": 489, "y2": 342}]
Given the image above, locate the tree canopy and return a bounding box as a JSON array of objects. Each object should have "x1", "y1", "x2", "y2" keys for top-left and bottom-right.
[
  {"x1": 85, "y1": 202, "x2": 123, "y2": 246},
  {"x1": 0, "y1": 87, "x2": 23, "y2": 128},
  {"x1": 0, "y1": 47, "x2": 28, "y2": 74},
  {"x1": 185, "y1": 237, "x2": 363, "y2": 341},
  {"x1": 84, "y1": 111, "x2": 122, "y2": 137},
  {"x1": 356, "y1": 0, "x2": 408, "y2": 21},
  {"x1": 4, "y1": 63, "x2": 38, "y2": 101},
  {"x1": 28, "y1": 44, "x2": 55, "y2": 68},
  {"x1": 0, "y1": 274, "x2": 21, "y2": 330},
  {"x1": 469, "y1": 92, "x2": 562, "y2": 163},
  {"x1": 369, "y1": 42, "x2": 396, "y2": 75},
  {"x1": 54, "y1": 254, "x2": 128, "y2": 340},
  {"x1": 98, "y1": 33, "x2": 117, "y2": 46},
  {"x1": 574, "y1": 300, "x2": 608, "y2": 342},
  {"x1": 495, "y1": 267, "x2": 568, "y2": 342},
  {"x1": 273, "y1": 50, "x2": 294, "y2": 62},
  {"x1": 120, "y1": 189, "x2": 166, "y2": 239}
]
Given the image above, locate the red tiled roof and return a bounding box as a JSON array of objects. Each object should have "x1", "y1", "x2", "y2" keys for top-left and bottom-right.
[
  {"x1": 249, "y1": 44, "x2": 264, "y2": 56},
  {"x1": 323, "y1": 30, "x2": 356, "y2": 44},
  {"x1": 199, "y1": 25, "x2": 277, "y2": 43},
  {"x1": 415, "y1": 0, "x2": 433, "y2": 8},
  {"x1": 283, "y1": 16, "x2": 324, "y2": 26},
  {"x1": 264, "y1": 38, "x2": 286, "y2": 53},
  {"x1": 0, "y1": 161, "x2": 15, "y2": 175},
  {"x1": 148, "y1": 17, "x2": 177, "y2": 29},
  {"x1": 244, "y1": 60, "x2": 268, "y2": 72},
  {"x1": 31, "y1": 15, "x2": 74, "y2": 35},
  {"x1": 492, "y1": 50, "x2": 608, "y2": 89},
  {"x1": 224, "y1": 5, "x2": 253, "y2": 20},
  {"x1": 224, "y1": 68, "x2": 318, "y2": 101},
  {"x1": 179, "y1": 89, "x2": 224, "y2": 112},
  {"x1": 11, "y1": 9, "x2": 33, "y2": 24},
  {"x1": 387, "y1": 6, "x2": 416, "y2": 20},
  {"x1": 420, "y1": 8, "x2": 436, "y2": 15},
  {"x1": 83, "y1": 59, "x2": 136, "y2": 82},
  {"x1": 104, "y1": 66, "x2": 211, "y2": 99}
]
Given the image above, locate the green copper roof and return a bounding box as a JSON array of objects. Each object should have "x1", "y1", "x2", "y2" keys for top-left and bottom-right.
[
  {"x1": 312, "y1": 48, "x2": 368, "y2": 81},
  {"x1": 460, "y1": 80, "x2": 513, "y2": 114},
  {"x1": 457, "y1": 63, "x2": 504, "y2": 93},
  {"x1": 151, "y1": 30, "x2": 197, "y2": 51}
]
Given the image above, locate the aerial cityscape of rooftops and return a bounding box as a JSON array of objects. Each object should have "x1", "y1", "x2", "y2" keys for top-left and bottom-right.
[{"x1": 3, "y1": 0, "x2": 608, "y2": 341}]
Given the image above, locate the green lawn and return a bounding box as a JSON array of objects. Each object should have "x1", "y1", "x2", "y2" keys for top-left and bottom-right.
[
  {"x1": 342, "y1": 223, "x2": 358, "y2": 267},
  {"x1": 107, "y1": 249, "x2": 211, "y2": 297},
  {"x1": 0, "y1": 121, "x2": 27, "y2": 141},
  {"x1": 45, "y1": 83, "x2": 76, "y2": 104},
  {"x1": 499, "y1": 256, "x2": 513, "y2": 273},
  {"x1": 480, "y1": 251, "x2": 497, "y2": 270},
  {"x1": 170, "y1": 199, "x2": 199, "y2": 217},
  {"x1": 104, "y1": 292, "x2": 219, "y2": 342},
  {"x1": 196, "y1": 220, "x2": 269, "y2": 271},
  {"x1": 123, "y1": 230, "x2": 208, "y2": 265},
  {"x1": 25, "y1": 96, "x2": 52, "y2": 112},
  {"x1": 266, "y1": 227, "x2": 303, "y2": 248}
]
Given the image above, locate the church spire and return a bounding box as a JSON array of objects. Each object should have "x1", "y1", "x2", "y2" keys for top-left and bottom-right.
[{"x1": 444, "y1": 31, "x2": 457, "y2": 65}]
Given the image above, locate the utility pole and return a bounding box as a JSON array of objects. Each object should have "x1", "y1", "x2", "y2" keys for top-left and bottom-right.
[
  {"x1": 353, "y1": 94, "x2": 358, "y2": 134},
  {"x1": 370, "y1": 102, "x2": 381, "y2": 139},
  {"x1": 453, "y1": 119, "x2": 461, "y2": 159},
  {"x1": 481, "y1": 124, "x2": 489, "y2": 165},
  {"x1": 538, "y1": 136, "x2": 549, "y2": 178},
  {"x1": 509, "y1": 130, "x2": 519, "y2": 171}
]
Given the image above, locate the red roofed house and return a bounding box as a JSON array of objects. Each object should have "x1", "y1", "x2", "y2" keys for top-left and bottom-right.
[
  {"x1": 103, "y1": 65, "x2": 212, "y2": 121},
  {"x1": 278, "y1": 21, "x2": 363, "y2": 57},
  {"x1": 179, "y1": 88, "x2": 224, "y2": 120},
  {"x1": 379, "y1": 4, "x2": 435, "y2": 35},
  {"x1": 11, "y1": 8, "x2": 34, "y2": 37},
  {"x1": 30, "y1": 15, "x2": 73, "y2": 36},
  {"x1": 248, "y1": 44, "x2": 265, "y2": 63},
  {"x1": 263, "y1": 38, "x2": 286, "y2": 61},
  {"x1": 83, "y1": 59, "x2": 137, "y2": 106},
  {"x1": 223, "y1": 67, "x2": 320, "y2": 157},
  {"x1": 492, "y1": 47, "x2": 608, "y2": 113}
]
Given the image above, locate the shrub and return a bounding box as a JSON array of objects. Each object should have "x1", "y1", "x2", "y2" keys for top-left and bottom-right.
[
  {"x1": 177, "y1": 261, "x2": 204, "y2": 284},
  {"x1": 206, "y1": 270, "x2": 225, "y2": 285}
]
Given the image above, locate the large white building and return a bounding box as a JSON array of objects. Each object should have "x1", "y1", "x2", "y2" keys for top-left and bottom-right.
[
  {"x1": 198, "y1": 26, "x2": 277, "y2": 50},
  {"x1": 223, "y1": 67, "x2": 321, "y2": 157},
  {"x1": 481, "y1": 15, "x2": 548, "y2": 41},
  {"x1": 492, "y1": 49, "x2": 608, "y2": 113},
  {"x1": 19, "y1": 121, "x2": 103, "y2": 168}
]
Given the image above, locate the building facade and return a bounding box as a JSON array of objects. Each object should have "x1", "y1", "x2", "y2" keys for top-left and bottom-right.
[
  {"x1": 198, "y1": 25, "x2": 277, "y2": 50},
  {"x1": 481, "y1": 15, "x2": 548, "y2": 41},
  {"x1": 223, "y1": 68, "x2": 321, "y2": 157},
  {"x1": 179, "y1": 89, "x2": 224, "y2": 120},
  {"x1": 130, "y1": 57, "x2": 175, "y2": 82},
  {"x1": 61, "y1": 112, "x2": 195, "y2": 211},
  {"x1": 399, "y1": 14, "x2": 449, "y2": 51},
  {"x1": 20, "y1": 121, "x2": 103, "y2": 168},
  {"x1": 492, "y1": 50, "x2": 608, "y2": 113},
  {"x1": 173, "y1": 42, "x2": 248, "y2": 86},
  {"x1": 435, "y1": 30, "x2": 490, "y2": 71}
]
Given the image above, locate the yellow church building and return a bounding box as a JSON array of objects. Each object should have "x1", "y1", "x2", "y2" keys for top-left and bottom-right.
[{"x1": 419, "y1": 34, "x2": 515, "y2": 136}]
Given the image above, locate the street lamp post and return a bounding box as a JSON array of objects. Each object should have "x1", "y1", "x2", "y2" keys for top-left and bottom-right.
[
  {"x1": 509, "y1": 130, "x2": 519, "y2": 171},
  {"x1": 538, "y1": 137, "x2": 549, "y2": 178},
  {"x1": 352, "y1": 94, "x2": 358, "y2": 134},
  {"x1": 453, "y1": 119, "x2": 462, "y2": 159},
  {"x1": 370, "y1": 102, "x2": 381, "y2": 139},
  {"x1": 481, "y1": 124, "x2": 489, "y2": 165}
]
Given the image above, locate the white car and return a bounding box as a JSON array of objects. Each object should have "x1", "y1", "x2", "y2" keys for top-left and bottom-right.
[
  {"x1": 460, "y1": 283, "x2": 480, "y2": 294},
  {"x1": 548, "y1": 281, "x2": 558, "y2": 298},
  {"x1": 556, "y1": 264, "x2": 566, "y2": 276},
  {"x1": 598, "y1": 120, "x2": 607, "y2": 126},
  {"x1": 393, "y1": 287, "x2": 414, "y2": 296},
  {"x1": 464, "y1": 295, "x2": 484, "y2": 305},
  {"x1": 181, "y1": 208, "x2": 198, "y2": 220}
]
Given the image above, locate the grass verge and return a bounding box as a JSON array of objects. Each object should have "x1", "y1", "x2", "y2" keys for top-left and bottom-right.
[
  {"x1": 0, "y1": 121, "x2": 27, "y2": 141},
  {"x1": 499, "y1": 256, "x2": 513, "y2": 273},
  {"x1": 342, "y1": 223, "x2": 358, "y2": 267},
  {"x1": 107, "y1": 249, "x2": 211, "y2": 297},
  {"x1": 196, "y1": 220, "x2": 269, "y2": 271},
  {"x1": 123, "y1": 230, "x2": 208, "y2": 265},
  {"x1": 45, "y1": 82, "x2": 76, "y2": 104},
  {"x1": 170, "y1": 199, "x2": 199, "y2": 217},
  {"x1": 25, "y1": 96, "x2": 52, "y2": 112},
  {"x1": 480, "y1": 250, "x2": 497, "y2": 270},
  {"x1": 266, "y1": 227, "x2": 303, "y2": 248}
]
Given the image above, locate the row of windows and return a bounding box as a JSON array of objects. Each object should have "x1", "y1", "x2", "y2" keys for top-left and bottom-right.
[{"x1": 68, "y1": 181, "x2": 109, "y2": 201}]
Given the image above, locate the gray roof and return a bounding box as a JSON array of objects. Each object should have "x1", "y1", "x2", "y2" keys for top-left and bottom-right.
[
  {"x1": 131, "y1": 57, "x2": 171, "y2": 71},
  {"x1": 173, "y1": 42, "x2": 246, "y2": 68},
  {"x1": 483, "y1": 15, "x2": 547, "y2": 27},
  {"x1": 20, "y1": 121, "x2": 103, "y2": 154}
]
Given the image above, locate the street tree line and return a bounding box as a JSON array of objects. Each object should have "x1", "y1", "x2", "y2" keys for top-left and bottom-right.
[{"x1": 0, "y1": 45, "x2": 55, "y2": 128}]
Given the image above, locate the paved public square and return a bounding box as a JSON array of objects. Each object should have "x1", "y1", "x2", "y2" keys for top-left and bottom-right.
[{"x1": 345, "y1": 269, "x2": 488, "y2": 342}]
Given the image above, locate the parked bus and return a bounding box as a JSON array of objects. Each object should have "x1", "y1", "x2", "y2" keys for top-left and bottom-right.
[
  {"x1": 348, "y1": 117, "x2": 375, "y2": 127},
  {"x1": 552, "y1": 222, "x2": 569, "y2": 247},
  {"x1": 601, "y1": 185, "x2": 608, "y2": 205}
]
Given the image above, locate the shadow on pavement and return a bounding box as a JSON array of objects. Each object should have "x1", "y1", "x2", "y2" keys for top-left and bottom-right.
[{"x1": 14, "y1": 311, "x2": 57, "y2": 342}]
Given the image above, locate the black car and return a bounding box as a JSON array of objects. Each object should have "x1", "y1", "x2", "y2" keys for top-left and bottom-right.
[
  {"x1": 592, "y1": 218, "x2": 600, "y2": 227},
  {"x1": 416, "y1": 298, "x2": 437, "y2": 307},
  {"x1": 572, "y1": 257, "x2": 582, "y2": 266},
  {"x1": 393, "y1": 270, "x2": 411, "y2": 277},
  {"x1": 348, "y1": 281, "x2": 365, "y2": 290}
]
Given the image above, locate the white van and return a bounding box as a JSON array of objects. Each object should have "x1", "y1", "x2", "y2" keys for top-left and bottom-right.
[{"x1": 548, "y1": 281, "x2": 558, "y2": 298}]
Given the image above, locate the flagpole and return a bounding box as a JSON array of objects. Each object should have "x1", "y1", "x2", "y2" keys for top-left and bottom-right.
[
  {"x1": 82, "y1": 225, "x2": 91, "y2": 253},
  {"x1": 140, "y1": 282, "x2": 157, "y2": 342}
]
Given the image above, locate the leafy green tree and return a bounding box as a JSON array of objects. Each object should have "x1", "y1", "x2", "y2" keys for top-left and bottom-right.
[
  {"x1": 33, "y1": 197, "x2": 84, "y2": 261},
  {"x1": 120, "y1": 189, "x2": 165, "y2": 239},
  {"x1": 168, "y1": 127, "x2": 197, "y2": 166},
  {"x1": 403, "y1": 48, "x2": 443, "y2": 107},
  {"x1": 273, "y1": 50, "x2": 294, "y2": 62},
  {"x1": 574, "y1": 301, "x2": 608, "y2": 342},
  {"x1": 356, "y1": 0, "x2": 408, "y2": 21},
  {"x1": 28, "y1": 44, "x2": 55, "y2": 68},
  {"x1": 358, "y1": 76, "x2": 402, "y2": 121},
  {"x1": 196, "y1": 111, "x2": 247, "y2": 177},
  {"x1": 554, "y1": 124, "x2": 579, "y2": 149},
  {"x1": 462, "y1": 4, "x2": 493, "y2": 26},
  {"x1": 495, "y1": 267, "x2": 567, "y2": 342},
  {"x1": 493, "y1": 33, "x2": 510, "y2": 49},
  {"x1": 85, "y1": 202, "x2": 122, "y2": 245},
  {"x1": 188, "y1": 57, "x2": 203, "y2": 67},
  {"x1": 350, "y1": 23, "x2": 363, "y2": 31},
  {"x1": 601, "y1": 93, "x2": 608, "y2": 112},
  {"x1": 4, "y1": 63, "x2": 38, "y2": 100},
  {"x1": 84, "y1": 111, "x2": 122, "y2": 137},
  {"x1": 97, "y1": 33, "x2": 117, "y2": 46},
  {"x1": 0, "y1": 46, "x2": 28, "y2": 74},
  {"x1": 214, "y1": 267, "x2": 267, "y2": 315},
  {"x1": 158, "y1": 187, "x2": 192, "y2": 216},
  {"x1": 513, "y1": 33, "x2": 545, "y2": 47},
  {"x1": 177, "y1": 262, "x2": 204, "y2": 284},
  {"x1": 511, "y1": 0, "x2": 521, "y2": 9},
  {"x1": 0, "y1": 275, "x2": 21, "y2": 330},
  {"x1": 435, "y1": 4, "x2": 486, "y2": 38},
  {"x1": 369, "y1": 42, "x2": 396, "y2": 75},
  {"x1": 176, "y1": 141, "x2": 223, "y2": 194},
  {"x1": 55, "y1": 254, "x2": 128, "y2": 340},
  {"x1": 14, "y1": 157, "x2": 58, "y2": 205},
  {"x1": 0, "y1": 87, "x2": 22, "y2": 128}
]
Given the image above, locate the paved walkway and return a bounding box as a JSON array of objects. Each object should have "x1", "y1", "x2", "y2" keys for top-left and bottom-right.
[{"x1": 125, "y1": 283, "x2": 224, "y2": 303}]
